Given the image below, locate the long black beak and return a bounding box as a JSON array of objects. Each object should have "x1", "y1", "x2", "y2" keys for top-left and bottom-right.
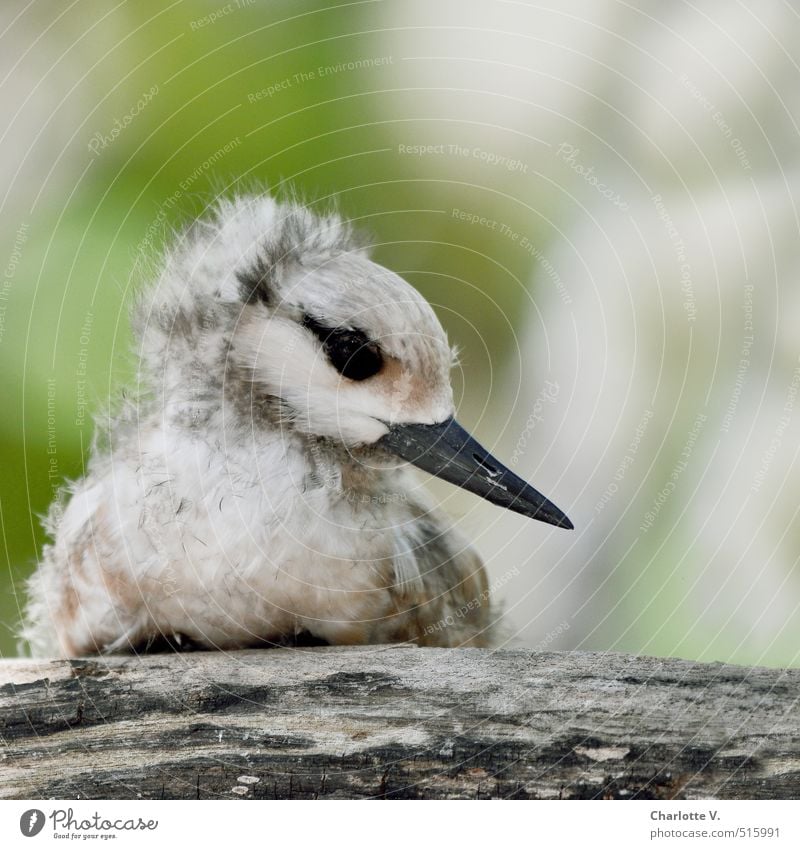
[{"x1": 378, "y1": 417, "x2": 573, "y2": 529}]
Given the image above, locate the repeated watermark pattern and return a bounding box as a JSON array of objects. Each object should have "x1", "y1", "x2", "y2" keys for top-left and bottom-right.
[
  {"x1": 451, "y1": 208, "x2": 571, "y2": 303},
  {"x1": 720, "y1": 283, "x2": 754, "y2": 433},
  {"x1": 74, "y1": 311, "x2": 94, "y2": 428},
  {"x1": 531, "y1": 619, "x2": 570, "y2": 652},
  {"x1": 640, "y1": 411, "x2": 707, "y2": 533},
  {"x1": 136, "y1": 137, "x2": 242, "y2": 257},
  {"x1": 248, "y1": 56, "x2": 394, "y2": 102},
  {"x1": 398, "y1": 142, "x2": 528, "y2": 173},
  {"x1": 46, "y1": 378, "x2": 59, "y2": 504},
  {"x1": 680, "y1": 72, "x2": 752, "y2": 171},
  {"x1": 751, "y1": 356, "x2": 800, "y2": 493},
  {"x1": 595, "y1": 408, "x2": 654, "y2": 514},
  {"x1": 0, "y1": 221, "x2": 28, "y2": 345},
  {"x1": 421, "y1": 565, "x2": 520, "y2": 638},
  {"x1": 652, "y1": 193, "x2": 696, "y2": 323},
  {"x1": 189, "y1": 0, "x2": 255, "y2": 30}
]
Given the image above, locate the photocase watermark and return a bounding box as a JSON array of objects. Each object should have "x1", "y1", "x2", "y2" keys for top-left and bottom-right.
[
  {"x1": 652, "y1": 194, "x2": 696, "y2": 323},
  {"x1": 398, "y1": 142, "x2": 528, "y2": 173},
  {"x1": 343, "y1": 489, "x2": 408, "y2": 506},
  {"x1": 751, "y1": 355, "x2": 800, "y2": 493},
  {"x1": 421, "y1": 565, "x2": 520, "y2": 638},
  {"x1": 555, "y1": 143, "x2": 630, "y2": 211},
  {"x1": 247, "y1": 56, "x2": 394, "y2": 102},
  {"x1": 680, "y1": 73, "x2": 751, "y2": 171},
  {"x1": 19, "y1": 806, "x2": 158, "y2": 836},
  {"x1": 451, "y1": 208, "x2": 571, "y2": 304},
  {"x1": 595, "y1": 408, "x2": 654, "y2": 513},
  {"x1": 0, "y1": 220, "x2": 28, "y2": 345},
  {"x1": 510, "y1": 380, "x2": 560, "y2": 466},
  {"x1": 189, "y1": 0, "x2": 255, "y2": 30},
  {"x1": 721, "y1": 283, "x2": 754, "y2": 433},
  {"x1": 87, "y1": 84, "x2": 159, "y2": 156},
  {"x1": 19, "y1": 809, "x2": 45, "y2": 837},
  {"x1": 640, "y1": 411, "x2": 707, "y2": 533}
]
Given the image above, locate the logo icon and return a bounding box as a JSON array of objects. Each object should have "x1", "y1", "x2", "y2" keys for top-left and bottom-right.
[{"x1": 19, "y1": 810, "x2": 45, "y2": 837}]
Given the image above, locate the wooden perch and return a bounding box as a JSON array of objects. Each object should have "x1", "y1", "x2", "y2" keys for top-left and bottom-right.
[{"x1": 1, "y1": 646, "x2": 798, "y2": 799}]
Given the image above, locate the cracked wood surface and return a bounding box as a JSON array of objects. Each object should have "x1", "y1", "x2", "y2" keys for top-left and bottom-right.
[{"x1": 0, "y1": 646, "x2": 798, "y2": 799}]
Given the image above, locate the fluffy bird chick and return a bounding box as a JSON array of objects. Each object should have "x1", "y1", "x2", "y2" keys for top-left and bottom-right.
[{"x1": 24, "y1": 194, "x2": 572, "y2": 657}]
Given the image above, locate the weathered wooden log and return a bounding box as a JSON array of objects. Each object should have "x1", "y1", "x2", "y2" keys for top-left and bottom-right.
[{"x1": 1, "y1": 646, "x2": 797, "y2": 799}]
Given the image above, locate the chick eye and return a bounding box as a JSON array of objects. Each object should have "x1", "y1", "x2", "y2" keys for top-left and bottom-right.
[{"x1": 302, "y1": 315, "x2": 384, "y2": 381}]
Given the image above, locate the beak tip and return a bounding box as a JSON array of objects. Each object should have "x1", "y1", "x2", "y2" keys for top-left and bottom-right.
[
  {"x1": 535, "y1": 507, "x2": 573, "y2": 530},
  {"x1": 380, "y1": 418, "x2": 575, "y2": 531}
]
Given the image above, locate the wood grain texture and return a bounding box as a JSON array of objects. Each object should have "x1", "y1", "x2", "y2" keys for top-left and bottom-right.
[{"x1": 1, "y1": 646, "x2": 798, "y2": 799}]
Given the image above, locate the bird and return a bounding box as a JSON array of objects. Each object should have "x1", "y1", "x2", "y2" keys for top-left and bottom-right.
[{"x1": 23, "y1": 193, "x2": 572, "y2": 657}]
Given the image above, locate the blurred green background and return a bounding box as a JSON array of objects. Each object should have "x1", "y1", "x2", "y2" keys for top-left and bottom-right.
[{"x1": 2, "y1": 1, "x2": 799, "y2": 665}]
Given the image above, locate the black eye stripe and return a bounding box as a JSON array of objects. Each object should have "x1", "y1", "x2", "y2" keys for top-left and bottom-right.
[{"x1": 302, "y1": 314, "x2": 383, "y2": 381}]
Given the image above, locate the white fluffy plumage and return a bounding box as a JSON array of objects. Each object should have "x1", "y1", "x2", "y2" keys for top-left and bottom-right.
[{"x1": 23, "y1": 194, "x2": 494, "y2": 656}]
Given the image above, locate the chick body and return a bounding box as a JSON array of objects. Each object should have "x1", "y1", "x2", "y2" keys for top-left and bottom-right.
[{"x1": 25, "y1": 195, "x2": 492, "y2": 655}]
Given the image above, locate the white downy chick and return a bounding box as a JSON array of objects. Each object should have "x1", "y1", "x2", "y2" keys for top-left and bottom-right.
[{"x1": 24, "y1": 194, "x2": 571, "y2": 656}]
